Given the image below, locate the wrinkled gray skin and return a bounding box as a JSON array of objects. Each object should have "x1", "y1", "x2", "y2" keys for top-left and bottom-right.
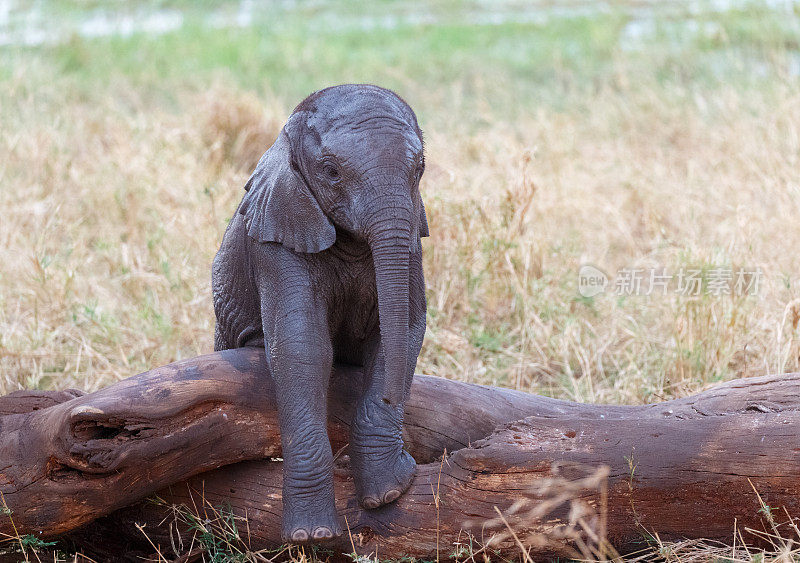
[{"x1": 212, "y1": 84, "x2": 428, "y2": 543}]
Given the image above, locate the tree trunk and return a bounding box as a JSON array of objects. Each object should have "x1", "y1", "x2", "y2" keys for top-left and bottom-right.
[{"x1": 2, "y1": 347, "x2": 800, "y2": 560}]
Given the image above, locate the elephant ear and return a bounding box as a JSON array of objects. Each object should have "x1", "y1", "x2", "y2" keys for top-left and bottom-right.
[
  {"x1": 419, "y1": 201, "x2": 430, "y2": 238},
  {"x1": 239, "y1": 129, "x2": 335, "y2": 253},
  {"x1": 410, "y1": 197, "x2": 430, "y2": 253}
]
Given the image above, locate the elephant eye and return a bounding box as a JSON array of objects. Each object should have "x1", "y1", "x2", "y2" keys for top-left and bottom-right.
[{"x1": 322, "y1": 163, "x2": 340, "y2": 182}]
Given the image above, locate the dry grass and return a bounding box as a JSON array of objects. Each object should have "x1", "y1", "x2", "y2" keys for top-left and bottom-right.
[
  {"x1": 4, "y1": 77, "x2": 800, "y2": 560},
  {"x1": 419, "y1": 79, "x2": 800, "y2": 403},
  {"x1": 2, "y1": 2, "x2": 800, "y2": 560},
  {"x1": 6, "y1": 68, "x2": 797, "y2": 403}
]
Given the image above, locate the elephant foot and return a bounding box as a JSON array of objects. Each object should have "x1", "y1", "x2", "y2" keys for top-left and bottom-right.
[
  {"x1": 350, "y1": 397, "x2": 417, "y2": 509},
  {"x1": 281, "y1": 480, "x2": 342, "y2": 544},
  {"x1": 281, "y1": 509, "x2": 342, "y2": 545},
  {"x1": 357, "y1": 447, "x2": 416, "y2": 509},
  {"x1": 286, "y1": 525, "x2": 340, "y2": 544},
  {"x1": 349, "y1": 436, "x2": 416, "y2": 510}
]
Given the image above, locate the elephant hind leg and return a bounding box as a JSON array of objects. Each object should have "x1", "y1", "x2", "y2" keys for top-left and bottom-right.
[
  {"x1": 213, "y1": 308, "x2": 263, "y2": 351},
  {"x1": 212, "y1": 213, "x2": 263, "y2": 351},
  {"x1": 214, "y1": 323, "x2": 227, "y2": 352}
]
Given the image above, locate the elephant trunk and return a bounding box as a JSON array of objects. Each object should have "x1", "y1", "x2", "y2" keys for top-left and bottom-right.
[{"x1": 367, "y1": 198, "x2": 412, "y2": 407}]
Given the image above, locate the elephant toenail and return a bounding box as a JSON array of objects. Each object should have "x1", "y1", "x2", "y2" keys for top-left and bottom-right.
[
  {"x1": 312, "y1": 526, "x2": 333, "y2": 539},
  {"x1": 362, "y1": 496, "x2": 381, "y2": 509},
  {"x1": 291, "y1": 529, "x2": 309, "y2": 542},
  {"x1": 383, "y1": 489, "x2": 401, "y2": 504}
]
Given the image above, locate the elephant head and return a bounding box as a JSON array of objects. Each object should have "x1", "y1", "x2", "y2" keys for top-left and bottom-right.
[{"x1": 239, "y1": 84, "x2": 428, "y2": 406}]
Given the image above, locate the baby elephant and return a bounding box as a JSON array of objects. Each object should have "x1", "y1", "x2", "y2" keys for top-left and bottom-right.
[{"x1": 212, "y1": 84, "x2": 428, "y2": 543}]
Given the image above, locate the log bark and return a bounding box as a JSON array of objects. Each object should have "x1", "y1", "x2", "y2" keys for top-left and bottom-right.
[{"x1": 2, "y1": 348, "x2": 800, "y2": 560}]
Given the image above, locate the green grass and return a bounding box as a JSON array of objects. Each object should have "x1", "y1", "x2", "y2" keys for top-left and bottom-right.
[
  {"x1": 18, "y1": 17, "x2": 620, "y2": 113},
  {"x1": 4, "y1": 1, "x2": 795, "y2": 120}
]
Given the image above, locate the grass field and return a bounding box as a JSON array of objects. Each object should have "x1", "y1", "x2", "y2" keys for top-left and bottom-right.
[{"x1": 2, "y1": 0, "x2": 800, "y2": 560}]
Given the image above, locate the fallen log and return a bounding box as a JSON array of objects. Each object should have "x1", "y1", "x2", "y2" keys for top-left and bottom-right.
[
  {"x1": 0, "y1": 347, "x2": 563, "y2": 539},
  {"x1": 2, "y1": 348, "x2": 800, "y2": 560}
]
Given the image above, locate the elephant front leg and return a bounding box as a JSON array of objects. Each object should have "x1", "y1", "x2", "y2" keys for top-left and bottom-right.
[
  {"x1": 350, "y1": 252, "x2": 426, "y2": 509},
  {"x1": 349, "y1": 343, "x2": 417, "y2": 509},
  {"x1": 267, "y1": 307, "x2": 341, "y2": 542}
]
